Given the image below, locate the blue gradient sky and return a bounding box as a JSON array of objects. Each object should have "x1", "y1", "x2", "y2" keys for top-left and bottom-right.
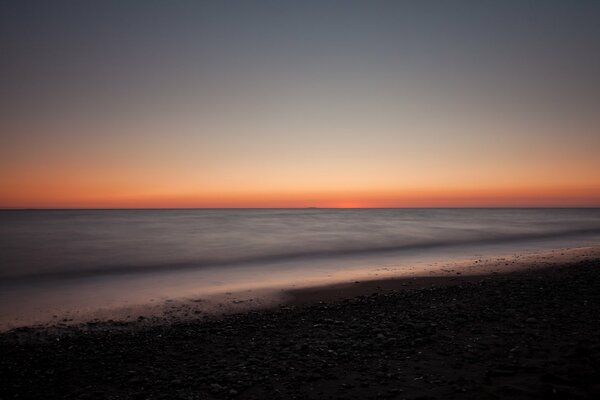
[{"x1": 1, "y1": 1, "x2": 599, "y2": 207}]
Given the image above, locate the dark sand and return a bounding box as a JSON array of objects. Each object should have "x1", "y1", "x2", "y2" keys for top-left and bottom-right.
[{"x1": 1, "y1": 256, "x2": 600, "y2": 399}]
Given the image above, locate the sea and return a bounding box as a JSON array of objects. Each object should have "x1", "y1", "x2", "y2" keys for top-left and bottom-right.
[{"x1": 1, "y1": 208, "x2": 600, "y2": 328}]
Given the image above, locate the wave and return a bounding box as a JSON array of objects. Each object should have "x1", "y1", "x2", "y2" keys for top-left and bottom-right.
[{"x1": 3, "y1": 226, "x2": 600, "y2": 283}]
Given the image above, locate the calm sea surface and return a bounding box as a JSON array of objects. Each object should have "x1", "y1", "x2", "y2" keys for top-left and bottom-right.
[
  {"x1": 1, "y1": 208, "x2": 599, "y2": 328},
  {"x1": 1, "y1": 208, "x2": 600, "y2": 280}
]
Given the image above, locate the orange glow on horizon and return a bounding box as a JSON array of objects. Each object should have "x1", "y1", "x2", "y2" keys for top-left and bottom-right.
[
  {"x1": 2, "y1": 1, "x2": 600, "y2": 211},
  {"x1": 2, "y1": 186, "x2": 599, "y2": 209}
]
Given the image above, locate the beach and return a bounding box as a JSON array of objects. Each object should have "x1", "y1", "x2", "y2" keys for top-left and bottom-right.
[
  {"x1": 2, "y1": 208, "x2": 600, "y2": 330},
  {"x1": 2, "y1": 248, "x2": 599, "y2": 399}
]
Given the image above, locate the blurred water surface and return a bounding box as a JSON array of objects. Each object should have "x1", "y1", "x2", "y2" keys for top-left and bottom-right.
[{"x1": 2, "y1": 208, "x2": 600, "y2": 281}]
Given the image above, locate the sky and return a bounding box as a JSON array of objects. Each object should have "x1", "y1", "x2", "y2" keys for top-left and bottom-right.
[{"x1": 1, "y1": 0, "x2": 599, "y2": 208}]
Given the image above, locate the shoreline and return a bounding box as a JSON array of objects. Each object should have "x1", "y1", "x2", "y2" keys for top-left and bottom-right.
[
  {"x1": 1, "y1": 245, "x2": 600, "y2": 332},
  {"x1": 1, "y1": 250, "x2": 600, "y2": 398},
  {"x1": 285, "y1": 245, "x2": 600, "y2": 306}
]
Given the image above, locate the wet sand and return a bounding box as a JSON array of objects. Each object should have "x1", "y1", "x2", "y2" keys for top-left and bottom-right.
[
  {"x1": 286, "y1": 246, "x2": 600, "y2": 305},
  {"x1": 1, "y1": 248, "x2": 599, "y2": 399},
  {"x1": 4, "y1": 245, "x2": 598, "y2": 332}
]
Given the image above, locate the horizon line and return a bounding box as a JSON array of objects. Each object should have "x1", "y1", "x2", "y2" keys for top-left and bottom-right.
[{"x1": 2, "y1": 206, "x2": 600, "y2": 211}]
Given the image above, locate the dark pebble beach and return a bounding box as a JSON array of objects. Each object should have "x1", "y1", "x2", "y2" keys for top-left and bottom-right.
[{"x1": 1, "y1": 259, "x2": 599, "y2": 399}]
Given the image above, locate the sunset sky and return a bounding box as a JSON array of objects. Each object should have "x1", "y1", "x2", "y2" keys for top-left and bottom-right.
[{"x1": 1, "y1": 1, "x2": 599, "y2": 208}]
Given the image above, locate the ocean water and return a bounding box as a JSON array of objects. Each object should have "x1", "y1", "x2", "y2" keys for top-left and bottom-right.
[
  {"x1": 1, "y1": 208, "x2": 600, "y2": 328},
  {"x1": 2, "y1": 208, "x2": 600, "y2": 281}
]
